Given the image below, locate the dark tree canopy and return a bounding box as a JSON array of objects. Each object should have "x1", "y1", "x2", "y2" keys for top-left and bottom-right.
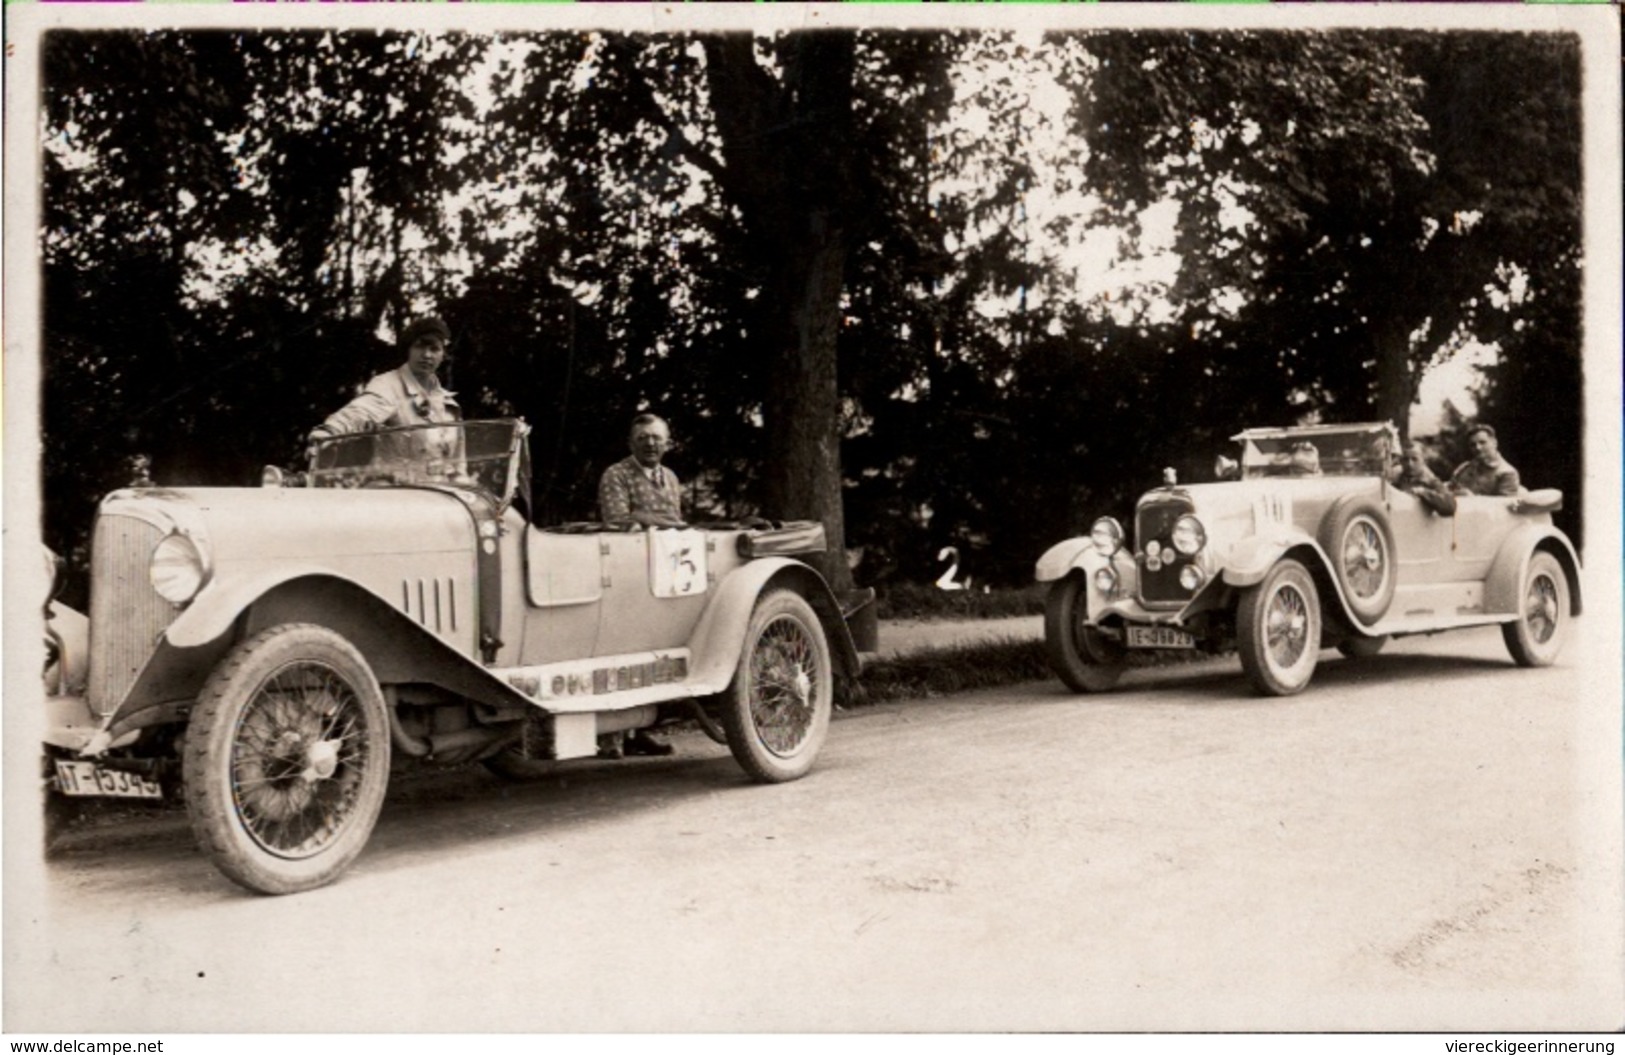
[{"x1": 35, "y1": 26, "x2": 1588, "y2": 599}]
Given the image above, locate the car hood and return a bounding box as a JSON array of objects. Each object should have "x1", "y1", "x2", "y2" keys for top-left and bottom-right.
[
  {"x1": 1140, "y1": 476, "x2": 1384, "y2": 546},
  {"x1": 98, "y1": 484, "x2": 477, "y2": 562},
  {"x1": 1162, "y1": 476, "x2": 1382, "y2": 510}
]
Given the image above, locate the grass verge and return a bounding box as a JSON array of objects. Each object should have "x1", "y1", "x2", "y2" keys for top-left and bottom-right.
[{"x1": 857, "y1": 636, "x2": 1052, "y2": 705}]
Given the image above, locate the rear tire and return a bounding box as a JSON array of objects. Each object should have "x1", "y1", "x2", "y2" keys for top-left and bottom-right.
[
  {"x1": 1502, "y1": 552, "x2": 1569, "y2": 667},
  {"x1": 720, "y1": 590, "x2": 833, "y2": 783},
  {"x1": 1044, "y1": 577, "x2": 1126, "y2": 693},
  {"x1": 1237, "y1": 560, "x2": 1321, "y2": 696}
]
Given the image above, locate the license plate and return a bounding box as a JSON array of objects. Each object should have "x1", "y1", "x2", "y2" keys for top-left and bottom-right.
[
  {"x1": 1127, "y1": 625, "x2": 1196, "y2": 649},
  {"x1": 54, "y1": 760, "x2": 162, "y2": 800}
]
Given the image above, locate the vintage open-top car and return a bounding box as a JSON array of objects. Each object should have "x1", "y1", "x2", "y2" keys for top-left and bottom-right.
[
  {"x1": 43, "y1": 419, "x2": 876, "y2": 894},
  {"x1": 1035, "y1": 422, "x2": 1581, "y2": 697}
]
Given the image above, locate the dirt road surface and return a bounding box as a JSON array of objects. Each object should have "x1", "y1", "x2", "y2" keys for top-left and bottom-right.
[{"x1": 9, "y1": 627, "x2": 1621, "y2": 1033}]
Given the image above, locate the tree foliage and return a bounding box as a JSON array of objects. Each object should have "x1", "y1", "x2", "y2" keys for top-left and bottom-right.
[{"x1": 35, "y1": 27, "x2": 1588, "y2": 601}]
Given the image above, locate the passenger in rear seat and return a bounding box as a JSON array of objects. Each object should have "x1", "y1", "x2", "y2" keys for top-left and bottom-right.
[{"x1": 594, "y1": 413, "x2": 683, "y2": 759}]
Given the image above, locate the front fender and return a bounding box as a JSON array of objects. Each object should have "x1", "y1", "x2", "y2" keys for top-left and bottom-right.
[
  {"x1": 685, "y1": 558, "x2": 858, "y2": 695},
  {"x1": 109, "y1": 572, "x2": 531, "y2": 737},
  {"x1": 1036, "y1": 537, "x2": 1102, "y2": 583},
  {"x1": 1483, "y1": 525, "x2": 1583, "y2": 616},
  {"x1": 167, "y1": 564, "x2": 352, "y2": 648},
  {"x1": 1220, "y1": 529, "x2": 1318, "y2": 588}
]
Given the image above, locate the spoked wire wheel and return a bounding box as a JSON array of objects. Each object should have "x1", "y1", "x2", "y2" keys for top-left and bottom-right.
[
  {"x1": 1502, "y1": 551, "x2": 1570, "y2": 667},
  {"x1": 720, "y1": 589, "x2": 832, "y2": 783},
  {"x1": 184, "y1": 624, "x2": 390, "y2": 895},
  {"x1": 1321, "y1": 499, "x2": 1395, "y2": 626},
  {"x1": 229, "y1": 662, "x2": 374, "y2": 858},
  {"x1": 1237, "y1": 559, "x2": 1322, "y2": 696},
  {"x1": 1340, "y1": 519, "x2": 1389, "y2": 605}
]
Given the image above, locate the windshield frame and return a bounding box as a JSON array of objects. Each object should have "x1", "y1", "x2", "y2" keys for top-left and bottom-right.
[
  {"x1": 1230, "y1": 422, "x2": 1399, "y2": 480},
  {"x1": 306, "y1": 419, "x2": 531, "y2": 513}
]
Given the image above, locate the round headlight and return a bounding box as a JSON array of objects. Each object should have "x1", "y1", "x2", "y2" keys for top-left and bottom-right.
[
  {"x1": 1171, "y1": 515, "x2": 1207, "y2": 556},
  {"x1": 1179, "y1": 564, "x2": 1206, "y2": 591},
  {"x1": 150, "y1": 533, "x2": 207, "y2": 604},
  {"x1": 1093, "y1": 567, "x2": 1119, "y2": 594},
  {"x1": 1089, "y1": 517, "x2": 1124, "y2": 555}
]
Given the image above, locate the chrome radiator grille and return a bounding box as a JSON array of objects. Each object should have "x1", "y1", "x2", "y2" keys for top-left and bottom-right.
[{"x1": 87, "y1": 514, "x2": 176, "y2": 716}]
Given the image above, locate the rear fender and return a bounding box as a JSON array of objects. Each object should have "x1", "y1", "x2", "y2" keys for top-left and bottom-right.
[
  {"x1": 1483, "y1": 526, "x2": 1582, "y2": 616},
  {"x1": 685, "y1": 558, "x2": 860, "y2": 695}
]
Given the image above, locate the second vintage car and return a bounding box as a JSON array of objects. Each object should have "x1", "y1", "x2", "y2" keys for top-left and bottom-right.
[
  {"x1": 43, "y1": 419, "x2": 877, "y2": 895},
  {"x1": 1035, "y1": 422, "x2": 1580, "y2": 697}
]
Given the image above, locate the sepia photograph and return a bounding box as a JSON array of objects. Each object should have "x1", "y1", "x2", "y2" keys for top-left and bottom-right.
[{"x1": 4, "y1": 1, "x2": 1621, "y2": 1040}]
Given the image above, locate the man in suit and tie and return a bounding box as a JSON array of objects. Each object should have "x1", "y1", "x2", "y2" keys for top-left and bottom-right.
[
  {"x1": 595, "y1": 412, "x2": 685, "y2": 757},
  {"x1": 598, "y1": 413, "x2": 686, "y2": 528}
]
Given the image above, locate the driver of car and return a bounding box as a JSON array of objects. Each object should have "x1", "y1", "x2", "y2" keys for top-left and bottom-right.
[
  {"x1": 307, "y1": 316, "x2": 463, "y2": 475},
  {"x1": 1449, "y1": 423, "x2": 1521, "y2": 496},
  {"x1": 1287, "y1": 441, "x2": 1322, "y2": 476},
  {"x1": 1392, "y1": 442, "x2": 1457, "y2": 516}
]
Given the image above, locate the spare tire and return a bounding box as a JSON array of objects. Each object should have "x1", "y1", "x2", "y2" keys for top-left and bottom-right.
[{"x1": 1318, "y1": 496, "x2": 1396, "y2": 626}]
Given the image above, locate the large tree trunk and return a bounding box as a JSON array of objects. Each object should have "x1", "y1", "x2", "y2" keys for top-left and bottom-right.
[
  {"x1": 704, "y1": 32, "x2": 857, "y2": 592},
  {"x1": 1371, "y1": 316, "x2": 1417, "y2": 442},
  {"x1": 760, "y1": 216, "x2": 851, "y2": 591}
]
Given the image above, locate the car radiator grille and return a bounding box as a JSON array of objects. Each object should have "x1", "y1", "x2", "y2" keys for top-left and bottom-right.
[
  {"x1": 1136, "y1": 497, "x2": 1196, "y2": 607},
  {"x1": 87, "y1": 514, "x2": 177, "y2": 717}
]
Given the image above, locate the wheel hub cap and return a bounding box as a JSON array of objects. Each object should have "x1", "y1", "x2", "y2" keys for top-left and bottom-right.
[{"x1": 303, "y1": 739, "x2": 340, "y2": 782}]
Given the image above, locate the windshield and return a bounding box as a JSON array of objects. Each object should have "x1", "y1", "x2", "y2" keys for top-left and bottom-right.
[
  {"x1": 1234, "y1": 424, "x2": 1397, "y2": 480},
  {"x1": 308, "y1": 420, "x2": 529, "y2": 506}
]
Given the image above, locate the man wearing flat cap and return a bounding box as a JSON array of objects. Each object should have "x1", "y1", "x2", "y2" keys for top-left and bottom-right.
[{"x1": 309, "y1": 315, "x2": 462, "y2": 467}]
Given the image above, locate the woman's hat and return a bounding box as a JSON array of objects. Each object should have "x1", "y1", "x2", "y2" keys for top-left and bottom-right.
[{"x1": 401, "y1": 316, "x2": 450, "y2": 347}]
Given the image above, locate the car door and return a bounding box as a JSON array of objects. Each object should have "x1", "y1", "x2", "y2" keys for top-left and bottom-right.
[
  {"x1": 1387, "y1": 488, "x2": 1451, "y2": 584},
  {"x1": 519, "y1": 528, "x2": 603, "y2": 662},
  {"x1": 1443, "y1": 495, "x2": 1507, "y2": 580},
  {"x1": 594, "y1": 529, "x2": 711, "y2": 657}
]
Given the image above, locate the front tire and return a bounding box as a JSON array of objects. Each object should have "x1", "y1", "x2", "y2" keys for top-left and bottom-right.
[
  {"x1": 720, "y1": 590, "x2": 833, "y2": 783},
  {"x1": 1502, "y1": 551, "x2": 1569, "y2": 667},
  {"x1": 183, "y1": 624, "x2": 391, "y2": 895},
  {"x1": 1237, "y1": 560, "x2": 1322, "y2": 696},
  {"x1": 1044, "y1": 577, "x2": 1126, "y2": 693}
]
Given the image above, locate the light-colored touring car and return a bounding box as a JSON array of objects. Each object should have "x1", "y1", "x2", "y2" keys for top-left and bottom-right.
[
  {"x1": 43, "y1": 419, "x2": 876, "y2": 894},
  {"x1": 1036, "y1": 422, "x2": 1580, "y2": 697}
]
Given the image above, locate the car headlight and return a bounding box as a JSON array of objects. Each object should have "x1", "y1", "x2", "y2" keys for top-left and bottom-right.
[
  {"x1": 1090, "y1": 517, "x2": 1124, "y2": 555},
  {"x1": 150, "y1": 533, "x2": 209, "y2": 604},
  {"x1": 1094, "y1": 567, "x2": 1119, "y2": 594},
  {"x1": 1171, "y1": 515, "x2": 1207, "y2": 556},
  {"x1": 1179, "y1": 564, "x2": 1206, "y2": 591}
]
